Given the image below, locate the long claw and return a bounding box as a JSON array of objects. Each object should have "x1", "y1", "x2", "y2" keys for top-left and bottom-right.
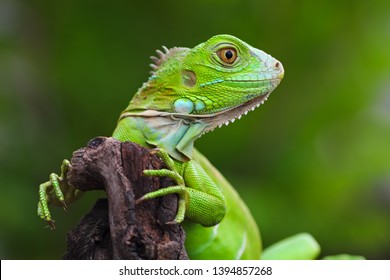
[
  {"x1": 62, "y1": 201, "x2": 69, "y2": 211},
  {"x1": 135, "y1": 196, "x2": 145, "y2": 205},
  {"x1": 149, "y1": 148, "x2": 160, "y2": 155},
  {"x1": 46, "y1": 220, "x2": 56, "y2": 230}
]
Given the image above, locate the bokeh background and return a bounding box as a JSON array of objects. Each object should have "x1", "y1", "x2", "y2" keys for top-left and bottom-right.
[{"x1": 1, "y1": 0, "x2": 389, "y2": 259}]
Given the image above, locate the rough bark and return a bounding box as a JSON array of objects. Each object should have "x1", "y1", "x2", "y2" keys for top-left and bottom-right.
[{"x1": 62, "y1": 137, "x2": 188, "y2": 260}]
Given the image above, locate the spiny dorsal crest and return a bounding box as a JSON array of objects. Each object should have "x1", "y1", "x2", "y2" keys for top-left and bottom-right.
[{"x1": 150, "y1": 46, "x2": 187, "y2": 74}]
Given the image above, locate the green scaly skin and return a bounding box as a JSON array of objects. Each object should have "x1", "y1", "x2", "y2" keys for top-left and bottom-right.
[{"x1": 38, "y1": 34, "x2": 322, "y2": 259}]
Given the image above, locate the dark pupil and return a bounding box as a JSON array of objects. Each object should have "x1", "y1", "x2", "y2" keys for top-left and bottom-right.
[{"x1": 225, "y1": 50, "x2": 233, "y2": 60}]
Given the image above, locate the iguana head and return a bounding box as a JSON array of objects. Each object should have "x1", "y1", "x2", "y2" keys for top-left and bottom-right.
[{"x1": 122, "y1": 34, "x2": 284, "y2": 160}]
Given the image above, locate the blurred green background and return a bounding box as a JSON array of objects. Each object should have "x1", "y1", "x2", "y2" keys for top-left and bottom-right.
[{"x1": 1, "y1": 0, "x2": 389, "y2": 259}]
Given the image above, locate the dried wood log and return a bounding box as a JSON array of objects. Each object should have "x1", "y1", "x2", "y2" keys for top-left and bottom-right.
[{"x1": 62, "y1": 137, "x2": 188, "y2": 260}]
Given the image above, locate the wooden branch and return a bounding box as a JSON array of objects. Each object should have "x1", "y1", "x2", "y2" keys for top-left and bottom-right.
[{"x1": 62, "y1": 137, "x2": 188, "y2": 260}]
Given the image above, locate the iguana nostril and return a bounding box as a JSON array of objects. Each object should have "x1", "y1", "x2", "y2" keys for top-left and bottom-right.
[{"x1": 274, "y1": 60, "x2": 284, "y2": 79}]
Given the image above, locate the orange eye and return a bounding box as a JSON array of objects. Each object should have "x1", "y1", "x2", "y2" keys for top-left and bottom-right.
[{"x1": 217, "y1": 48, "x2": 237, "y2": 64}]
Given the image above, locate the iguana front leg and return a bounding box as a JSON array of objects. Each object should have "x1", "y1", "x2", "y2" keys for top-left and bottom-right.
[
  {"x1": 138, "y1": 149, "x2": 226, "y2": 226},
  {"x1": 37, "y1": 159, "x2": 81, "y2": 229}
]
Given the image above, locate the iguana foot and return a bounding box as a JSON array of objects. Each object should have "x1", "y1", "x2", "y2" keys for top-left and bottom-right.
[
  {"x1": 139, "y1": 148, "x2": 188, "y2": 224},
  {"x1": 37, "y1": 159, "x2": 80, "y2": 229}
]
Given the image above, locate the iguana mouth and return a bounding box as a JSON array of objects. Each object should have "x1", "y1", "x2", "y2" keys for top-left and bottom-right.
[
  {"x1": 198, "y1": 90, "x2": 273, "y2": 134},
  {"x1": 195, "y1": 68, "x2": 283, "y2": 133},
  {"x1": 190, "y1": 73, "x2": 283, "y2": 133}
]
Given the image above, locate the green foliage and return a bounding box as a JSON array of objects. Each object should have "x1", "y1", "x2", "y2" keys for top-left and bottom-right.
[{"x1": 1, "y1": 0, "x2": 389, "y2": 259}]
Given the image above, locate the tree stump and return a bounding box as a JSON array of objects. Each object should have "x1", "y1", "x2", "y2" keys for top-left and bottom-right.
[{"x1": 62, "y1": 137, "x2": 188, "y2": 260}]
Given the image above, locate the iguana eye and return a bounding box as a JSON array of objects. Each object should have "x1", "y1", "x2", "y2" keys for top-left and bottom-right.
[{"x1": 217, "y1": 48, "x2": 237, "y2": 64}]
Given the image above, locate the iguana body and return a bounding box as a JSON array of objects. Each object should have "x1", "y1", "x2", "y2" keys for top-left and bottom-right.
[
  {"x1": 38, "y1": 35, "x2": 321, "y2": 259},
  {"x1": 110, "y1": 34, "x2": 284, "y2": 258}
]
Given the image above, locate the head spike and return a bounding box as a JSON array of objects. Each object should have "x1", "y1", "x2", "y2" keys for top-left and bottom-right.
[
  {"x1": 150, "y1": 56, "x2": 159, "y2": 63},
  {"x1": 149, "y1": 46, "x2": 189, "y2": 73},
  {"x1": 162, "y1": 46, "x2": 169, "y2": 53},
  {"x1": 156, "y1": 49, "x2": 164, "y2": 58}
]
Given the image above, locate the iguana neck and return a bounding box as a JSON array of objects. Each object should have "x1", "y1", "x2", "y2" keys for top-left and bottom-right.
[{"x1": 119, "y1": 90, "x2": 272, "y2": 162}]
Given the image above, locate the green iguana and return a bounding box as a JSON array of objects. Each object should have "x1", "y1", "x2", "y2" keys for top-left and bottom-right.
[{"x1": 37, "y1": 34, "x2": 321, "y2": 260}]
